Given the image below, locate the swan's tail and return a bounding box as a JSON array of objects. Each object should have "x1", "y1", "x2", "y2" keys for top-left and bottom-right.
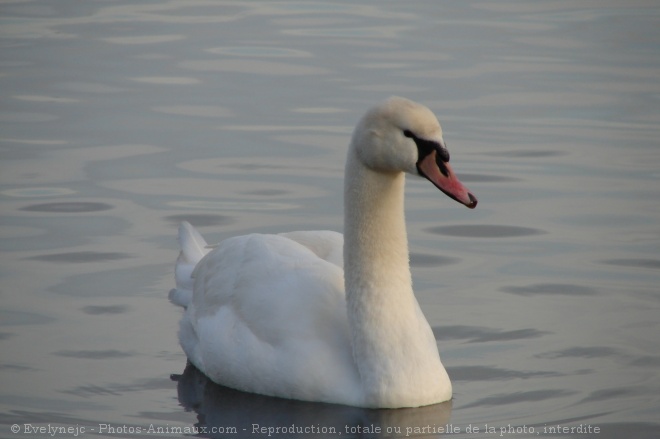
[{"x1": 169, "y1": 221, "x2": 209, "y2": 308}]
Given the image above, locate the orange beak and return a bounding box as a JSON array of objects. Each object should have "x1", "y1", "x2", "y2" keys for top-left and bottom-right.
[{"x1": 417, "y1": 150, "x2": 477, "y2": 209}]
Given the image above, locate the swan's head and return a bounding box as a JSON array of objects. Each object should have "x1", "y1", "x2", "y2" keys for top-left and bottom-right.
[{"x1": 352, "y1": 96, "x2": 477, "y2": 208}]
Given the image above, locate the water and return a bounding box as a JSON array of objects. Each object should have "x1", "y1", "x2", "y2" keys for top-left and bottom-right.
[{"x1": 1, "y1": 1, "x2": 659, "y2": 438}]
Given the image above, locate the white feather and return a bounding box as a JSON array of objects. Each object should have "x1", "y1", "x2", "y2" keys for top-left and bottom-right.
[{"x1": 170, "y1": 221, "x2": 210, "y2": 308}]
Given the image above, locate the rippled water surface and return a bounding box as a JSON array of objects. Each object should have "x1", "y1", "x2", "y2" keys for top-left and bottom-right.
[{"x1": 1, "y1": 1, "x2": 659, "y2": 438}]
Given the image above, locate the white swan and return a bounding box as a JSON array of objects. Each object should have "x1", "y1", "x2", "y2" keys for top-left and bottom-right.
[{"x1": 170, "y1": 97, "x2": 477, "y2": 408}]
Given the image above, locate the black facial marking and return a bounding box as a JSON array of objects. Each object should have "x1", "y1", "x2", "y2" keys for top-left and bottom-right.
[
  {"x1": 404, "y1": 129, "x2": 450, "y2": 176},
  {"x1": 436, "y1": 158, "x2": 449, "y2": 178}
]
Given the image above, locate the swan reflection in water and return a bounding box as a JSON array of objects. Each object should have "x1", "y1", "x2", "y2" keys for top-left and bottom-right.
[{"x1": 172, "y1": 362, "x2": 452, "y2": 439}]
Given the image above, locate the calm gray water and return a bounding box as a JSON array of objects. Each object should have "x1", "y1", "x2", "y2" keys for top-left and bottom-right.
[{"x1": 1, "y1": 1, "x2": 659, "y2": 438}]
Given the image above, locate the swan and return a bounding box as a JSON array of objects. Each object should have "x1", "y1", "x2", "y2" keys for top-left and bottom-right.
[{"x1": 170, "y1": 97, "x2": 477, "y2": 409}]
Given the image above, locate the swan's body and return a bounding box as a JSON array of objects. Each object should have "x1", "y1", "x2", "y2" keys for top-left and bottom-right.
[{"x1": 171, "y1": 97, "x2": 477, "y2": 408}]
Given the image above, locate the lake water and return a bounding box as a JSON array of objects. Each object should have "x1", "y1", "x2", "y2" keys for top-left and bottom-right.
[{"x1": 1, "y1": 1, "x2": 659, "y2": 438}]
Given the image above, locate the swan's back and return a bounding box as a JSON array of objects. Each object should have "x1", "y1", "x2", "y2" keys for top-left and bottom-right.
[{"x1": 278, "y1": 230, "x2": 343, "y2": 268}]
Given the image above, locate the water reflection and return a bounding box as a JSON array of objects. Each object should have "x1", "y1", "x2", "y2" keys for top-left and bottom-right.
[
  {"x1": 206, "y1": 46, "x2": 311, "y2": 58},
  {"x1": 461, "y1": 389, "x2": 577, "y2": 409},
  {"x1": 535, "y1": 347, "x2": 620, "y2": 360},
  {"x1": 1, "y1": 187, "x2": 76, "y2": 198},
  {"x1": 152, "y1": 105, "x2": 233, "y2": 118},
  {"x1": 457, "y1": 173, "x2": 521, "y2": 183},
  {"x1": 168, "y1": 200, "x2": 298, "y2": 212},
  {"x1": 432, "y1": 325, "x2": 548, "y2": 343},
  {"x1": 427, "y1": 225, "x2": 545, "y2": 238},
  {"x1": 486, "y1": 149, "x2": 568, "y2": 158},
  {"x1": 180, "y1": 59, "x2": 329, "y2": 76},
  {"x1": 63, "y1": 377, "x2": 172, "y2": 398},
  {"x1": 53, "y1": 350, "x2": 135, "y2": 359},
  {"x1": 599, "y1": 258, "x2": 660, "y2": 270},
  {"x1": 165, "y1": 213, "x2": 234, "y2": 228},
  {"x1": 500, "y1": 283, "x2": 598, "y2": 297},
  {"x1": 81, "y1": 305, "x2": 129, "y2": 315},
  {"x1": 179, "y1": 156, "x2": 343, "y2": 177},
  {"x1": 173, "y1": 363, "x2": 452, "y2": 439},
  {"x1": 130, "y1": 76, "x2": 200, "y2": 85},
  {"x1": 19, "y1": 202, "x2": 114, "y2": 213},
  {"x1": 27, "y1": 251, "x2": 132, "y2": 263},
  {"x1": 409, "y1": 253, "x2": 460, "y2": 268},
  {"x1": 446, "y1": 366, "x2": 557, "y2": 382}
]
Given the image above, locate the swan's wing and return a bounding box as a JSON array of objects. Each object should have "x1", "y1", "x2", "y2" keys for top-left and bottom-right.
[
  {"x1": 179, "y1": 233, "x2": 361, "y2": 405},
  {"x1": 278, "y1": 230, "x2": 343, "y2": 268},
  {"x1": 192, "y1": 233, "x2": 346, "y2": 345}
]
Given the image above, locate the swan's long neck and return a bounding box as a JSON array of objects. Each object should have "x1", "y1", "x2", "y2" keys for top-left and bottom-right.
[
  {"x1": 344, "y1": 153, "x2": 412, "y2": 303},
  {"x1": 343, "y1": 147, "x2": 444, "y2": 407}
]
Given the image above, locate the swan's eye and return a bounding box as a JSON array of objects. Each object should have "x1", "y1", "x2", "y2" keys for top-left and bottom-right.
[{"x1": 404, "y1": 130, "x2": 450, "y2": 166}]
